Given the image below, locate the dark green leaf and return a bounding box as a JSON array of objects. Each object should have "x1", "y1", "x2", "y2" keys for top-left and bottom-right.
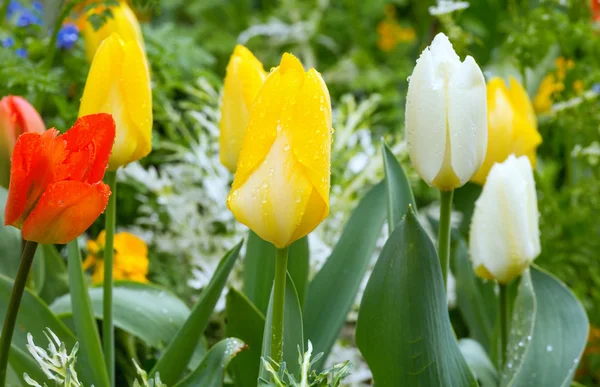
[
  {"x1": 382, "y1": 142, "x2": 417, "y2": 233},
  {"x1": 453, "y1": 182, "x2": 483, "y2": 235},
  {"x1": 355, "y1": 208, "x2": 477, "y2": 386},
  {"x1": 38, "y1": 245, "x2": 69, "y2": 305},
  {"x1": 304, "y1": 181, "x2": 386, "y2": 368},
  {"x1": 150, "y1": 241, "x2": 242, "y2": 385}
]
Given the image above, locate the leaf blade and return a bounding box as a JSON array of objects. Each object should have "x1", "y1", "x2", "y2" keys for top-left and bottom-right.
[{"x1": 382, "y1": 142, "x2": 416, "y2": 233}]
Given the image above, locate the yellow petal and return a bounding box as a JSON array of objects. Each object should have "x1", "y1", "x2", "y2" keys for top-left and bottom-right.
[
  {"x1": 508, "y1": 77, "x2": 536, "y2": 130},
  {"x1": 113, "y1": 232, "x2": 148, "y2": 256},
  {"x1": 219, "y1": 45, "x2": 266, "y2": 172},
  {"x1": 533, "y1": 74, "x2": 557, "y2": 113}
]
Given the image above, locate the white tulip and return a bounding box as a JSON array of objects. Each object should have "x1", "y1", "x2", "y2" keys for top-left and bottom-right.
[
  {"x1": 406, "y1": 33, "x2": 487, "y2": 190},
  {"x1": 469, "y1": 155, "x2": 541, "y2": 284}
]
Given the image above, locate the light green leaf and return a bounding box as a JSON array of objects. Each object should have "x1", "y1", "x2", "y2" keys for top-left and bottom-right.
[
  {"x1": 355, "y1": 208, "x2": 477, "y2": 386},
  {"x1": 382, "y1": 142, "x2": 416, "y2": 233},
  {"x1": 38, "y1": 244, "x2": 69, "y2": 305},
  {"x1": 174, "y1": 338, "x2": 246, "y2": 387},
  {"x1": 225, "y1": 288, "x2": 265, "y2": 387},
  {"x1": 8, "y1": 344, "x2": 47, "y2": 386},
  {"x1": 259, "y1": 273, "x2": 304, "y2": 379},
  {"x1": 459, "y1": 338, "x2": 498, "y2": 387},
  {"x1": 150, "y1": 241, "x2": 242, "y2": 385},
  {"x1": 304, "y1": 181, "x2": 386, "y2": 368},
  {"x1": 500, "y1": 266, "x2": 589, "y2": 387}
]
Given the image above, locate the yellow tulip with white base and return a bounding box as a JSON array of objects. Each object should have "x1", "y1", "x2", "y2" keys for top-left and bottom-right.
[
  {"x1": 227, "y1": 53, "x2": 332, "y2": 249},
  {"x1": 406, "y1": 32, "x2": 487, "y2": 191},
  {"x1": 469, "y1": 155, "x2": 541, "y2": 284}
]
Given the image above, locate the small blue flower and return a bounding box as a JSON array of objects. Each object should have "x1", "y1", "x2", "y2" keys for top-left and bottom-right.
[
  {"x1": 593, "y1": 83, "x2": 600, "y2": 95},
  {"x1": 6, "y1": 1, "x2": 22, "y2": 19},
  {"x1": 32, "y1": 1, "x2": 43, "y2": 13},
  {"x1": 2, "y1": 37, "x2": 15, "y2": 48},
  {"x1": 16, "y1": 9, "x2": 42, "y2": 27},
  {"x1": 57, "y1": 23, "x2": 79, "y2": 50},
  {"x1": 15, "y1": 48, "x2": 28, "y2": 58}
]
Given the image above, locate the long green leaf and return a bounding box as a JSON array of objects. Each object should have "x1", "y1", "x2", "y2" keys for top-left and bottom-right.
[
  {"x1": 225, "y1": 288, "x2": 265, "y2": 387},
  {"x1": 355, "y1": 208, "x2": 477, "y2": 386},
  {"x1": 458, "y1": 338, "x2": 498, "y2": 387},
  {"x1": 259, "y1": 273, "x2": 304, "y2": 379},
  {"x1": 304, "y1": 181, "x2": 386, "y2": 367},
  {"x1": 500, "y1": 266, "x2": 589, "y2": 386},
  {"x1": 39, "y1": 244, "x2": 69, "y2": 305},
  {"x1": 174, "y1": 338, "x2": 246, "y2": 387},
  {"x1": 382, "y1": 142, "x2": 416, "y2": 233},
  {"x1": 8, "y1": 344, "x2": 47, "y2": 386},
  {"x1": 66, "y1": 240, "x2": 110, "y2": 387},
  {"x1": 243, "y1": 232, "x2": 309, "y2": 314},
  {"x1": 150, "y1": 241, "x2": 242, "y2": 384}
]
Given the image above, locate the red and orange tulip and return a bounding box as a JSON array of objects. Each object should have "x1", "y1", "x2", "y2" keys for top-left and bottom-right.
[{"x1": 4, "y1": 113, "x2": 115, "y2": 244}]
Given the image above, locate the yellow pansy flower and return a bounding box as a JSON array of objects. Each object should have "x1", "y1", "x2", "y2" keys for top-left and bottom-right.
[
  {"x1": 471, "y1": 77, "x2": 542, "y2": 185},
  {"x1": 220, "y1": 45, "x2": 267, "y2": 172},
  {"x1": 227, "y1": 53, "x2": 332, "y2": 249},
  {"x1": 83, "y1": 231, "x2": 149, "y2": 284},
  {"x1": 533, "y1": 57, "x2": 583, "y2": 113},
  {"x1": 376, "y1": 4, "x2": 415, "y2": 52},
  {"x1": 79, "y1": 33, "x2": 152, "y2": 171}
]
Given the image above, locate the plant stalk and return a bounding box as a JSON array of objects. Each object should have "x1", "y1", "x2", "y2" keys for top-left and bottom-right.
[
  {"x1": 438, "y1": 189, "x2": 454, "y2": 290},
  {"x1": 499, "y1": 284, "x2": 509, "y2": 368},
  {"x1": 103, "y1": 171, "x2": 117, "y2": 387},
  {"x1": 271, "y1": 246, "x2": 289, "y2": 370},
  {"x1": 0, "y1": 241, "x2": 38, "y2": 387}
]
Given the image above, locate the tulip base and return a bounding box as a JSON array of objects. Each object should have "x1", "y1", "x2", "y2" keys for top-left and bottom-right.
[
  {"x1": 0, "y1": 241, "x2": 38, "y2": 387},
  {"x1": 103, "y1": 171, "x2": 117, "y2": 386},
  {"x1": 271, "y1": 246, "x2": 289, "y2": 370},
  {"x1": 438, "y1": 189, "x2": 454, "y2": 290}
]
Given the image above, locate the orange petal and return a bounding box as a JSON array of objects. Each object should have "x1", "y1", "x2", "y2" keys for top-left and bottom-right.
[{"x1": 22, "y1": 181, "x2": 110, "y2": 244}]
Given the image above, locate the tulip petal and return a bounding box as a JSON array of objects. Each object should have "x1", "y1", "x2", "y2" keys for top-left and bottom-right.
[
  {"x1": 448, "y1": 55, "x2": 487, "y2": 185},
  {"x1": 22, "y1": 180, "x2": 110, "y2": 244},
  {"x1": 5, "y1": 96, "x2": 46, "y2": 135}
]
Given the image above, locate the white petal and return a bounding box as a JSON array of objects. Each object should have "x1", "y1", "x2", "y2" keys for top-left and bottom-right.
[
  {"x1": 429, "y1": 33, "x2": 461, "y2": 72},
  {"x1": 448, "y1": 55, "x2": 487, "y2": 185}
]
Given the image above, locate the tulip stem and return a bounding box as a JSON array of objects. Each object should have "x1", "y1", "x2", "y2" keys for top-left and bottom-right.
[
  {"x1": 0, "y1": 241, "x2": 38, "y2": 387},
  {"x1": 103, "y1": 171, "x2": 117, "y2": 387},
  {"x1": 437, "y1": 189, "x2": 454, "y2": 290},
  {"x1": 271, "y1": 246, "x2": 289, "y2": 371},
  {"x1": 0, "y1": 0, "x2": 8, "y2": 23},
  {"x1": 499, "y1": 284, "x2": 509, "y2": 368}
]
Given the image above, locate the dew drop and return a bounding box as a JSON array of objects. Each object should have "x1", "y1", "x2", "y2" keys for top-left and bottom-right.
[
  {"x1": 283, "y1": 144, "x2": 290, "y2": 151},
  {"x1": 546, "y1": 345, "x2": 553, "y2": 352}
]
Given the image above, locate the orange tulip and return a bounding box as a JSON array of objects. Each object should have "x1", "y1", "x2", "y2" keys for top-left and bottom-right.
[
  {"x1": 0, "y1": 96, "x2": 46, "y2": 188},
  {"x1": 4, "y1": 114, "x2": 115, "y2": 244}
]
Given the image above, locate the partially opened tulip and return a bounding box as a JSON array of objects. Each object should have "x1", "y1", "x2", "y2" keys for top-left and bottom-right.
[
  {"x1": 220, "y1": 45, "x2": 267, "y2": 172},
  {"x1": 79, "y1": 32, "x2": 152, "y2": 171},
  {"x1": 406, "y1": 32, "x2": 487, "y2": 190},
  {"x1": 469, "y1": 155, "x2": 540, "y2": 284},
  {"x1": 0, "y1": 96, "x2": 45, "y2": 188},
  {"x1": 471, "y1": 77, "x2": 542, "y2": 185}
]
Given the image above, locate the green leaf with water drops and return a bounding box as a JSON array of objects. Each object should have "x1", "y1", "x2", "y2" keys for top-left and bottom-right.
[
  {"x1": 382, "y1": 142, "x2": 416, "y2": 234},
  {"x1": 500, "y1": 266, "x2": 589, "y2": 387}
]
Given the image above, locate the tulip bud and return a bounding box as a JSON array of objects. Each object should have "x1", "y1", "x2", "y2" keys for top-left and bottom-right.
[
  {"x1": 406, "y1": 33, "x2": 487, "y2": 190},
  {"x1": 80, "y1": 0, "x2": 144, "y2": 61},
  {"x1": 469, "y1": 155, "x2": 540, "y2": 284},
  {"x1": 227, "y1": 53, "x2": 332, "y2": 248},
  {"x1": 220, "y1": 45, "x2": 267, "y2": 172},
  {"x1": 471, "y1": 77, "x2": 542, "y2": 185},
  {"x1": 0, "y1": 96, "x2": 45, "y2": 188},
  {"x1": 79, "y1": 33, "x2": 152, "y2": 170}
]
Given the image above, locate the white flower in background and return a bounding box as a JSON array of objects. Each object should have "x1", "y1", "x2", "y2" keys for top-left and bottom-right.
[
  {"x1": 469, "y1": 155, "x2": 541, "y2": 284},
  {"x1": 429, "y1": 0, "x2": 470, "y2": 16},
  {"x1": 405, "y1": 32, "x2": 487, "y2": 191}
]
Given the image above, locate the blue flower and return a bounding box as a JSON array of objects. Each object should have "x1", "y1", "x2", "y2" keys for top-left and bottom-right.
[
  {"x1": 6, "y1": 1, "x2": 22, "y2": 19},
  {"x1": 593, "y1": 83, "x2": 600, "y2": 95},
  {"x1": 32, "y1": 1, "x2": 43, "y2": 13},
  {"x1": 16, "y1": 9, "x2": 41, "y2": 27},
  {"x1": 15, "y1": 48, "x2": 28, "y2": 58},
  {"x1": 2, "y1": 37, "x2": 15, "y2": 48},
  {"x1": 57, "y1": 24, "x2": 79, "y2": 50}
]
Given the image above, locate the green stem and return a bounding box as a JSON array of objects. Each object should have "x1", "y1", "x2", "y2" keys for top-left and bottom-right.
[
  {"x1": 0, "y1": 0, "x2": 9, "y2": 23},
  {"x1": 437, "y1": 189, "x2": 454, "y2": 290},
  {"x1": 103, "y1": 171, "x2": 117, "y2": 387},
  {"x1": 499, "y1": 284, "x2": 509, "y2": 368},
  {"x1": 270, "y1": 247, "x2": 289, "y2": 370},
  {"x1": 0, "y1": 241, "x2": 38, "y2": 387}
]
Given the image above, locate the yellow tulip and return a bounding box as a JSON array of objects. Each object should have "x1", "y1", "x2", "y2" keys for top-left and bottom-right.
[
  {"x1": 220, "y1": 45, "x2": 267, "y2": 172},
  {"x1": 471, "y1": 77, "x2": 542, "y2": 185},
  {"x1": 80, "y1": 0, "x2": 144, "y2": 62},
  {"x1": 79, "y1": 33, "x2": 152, "y2": 170},
  {"x1": 227, "y1": 53, "x2": 332, "y2": 249}
]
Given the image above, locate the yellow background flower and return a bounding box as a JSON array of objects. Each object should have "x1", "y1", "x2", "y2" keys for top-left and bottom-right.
[{"x1": 533, "y1": 57, "x2": 583, "y2": 113}]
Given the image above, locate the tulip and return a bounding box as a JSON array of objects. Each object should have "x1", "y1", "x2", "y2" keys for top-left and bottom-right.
[
  {"x1": 79, "y1": 0, "x2": 144, "y2": 61},
  {"x1": 220, "y1": 45, "x2": 267, "y2": 172},
  {"x1": 405, "y1": 32, "x2": 487, "y2": 191},
  {"x1": 79, "y1": 32, "x2": 152, "y2": 171},
  {"x1": 227, "y1": 53, "x2": 332, "y2": 249},
  {"x1": 0, "y1": 96, "x2": 45, "y2": 188},
  {"x1": 469, "y1": 155, "x2": 541, "y2": 284},
  {"x1": 4, "y1": 114, "x2": 115, "y2": 244},
  {"x1": 471, "y1": 77, "x2": 542, "y2": 185}
]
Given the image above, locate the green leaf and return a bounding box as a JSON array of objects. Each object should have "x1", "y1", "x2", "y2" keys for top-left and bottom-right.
[
  {"x1": 38, "y1": 245, "x2": 69, "y2": 305},
  {"x1": 500, "y1": 266, "x2": 589, "y2": 386},
  {"x1": 243, "y1": 232, "x2": 309, "y2": 314},
  {"x1": 304, "y1": 181, "x2": 386, "y2": 368},
  {"x1": 453, "y1": 182, "x2": 483, "y2": 235},
  {"x1": 174, "y1": 338, "x2": 246, "y2": 387},
  {"x1": 458, "y1": 338, "x2": 499, "y2": 387},
  {"x1": 355, "y1": 208, "x2": 477, "y2": 386},
  {"x1": 8, "y1": 344, "x2": 47, "y2": 386},
  {"x1": 66, "y1": 240, "x2": 110, "y2": 387},
  {"x1": 382, "y1": 142, "x2": 417, "y2": 233},
  {"x1": 452, "y1": 239, "x2": 496, "y2": 351},
  {"x1": 150, "y1": 241, "x2": 242, "y2": 385},
  {"x1": 259, "y1": 273, "x2": 304, "y2": 379},
  {"x1": 225, "y1": 288, "x2": 265, "y2": 387},
  {"x1": 51, "y1": 281, "x2": 191, "y2": 349}
]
